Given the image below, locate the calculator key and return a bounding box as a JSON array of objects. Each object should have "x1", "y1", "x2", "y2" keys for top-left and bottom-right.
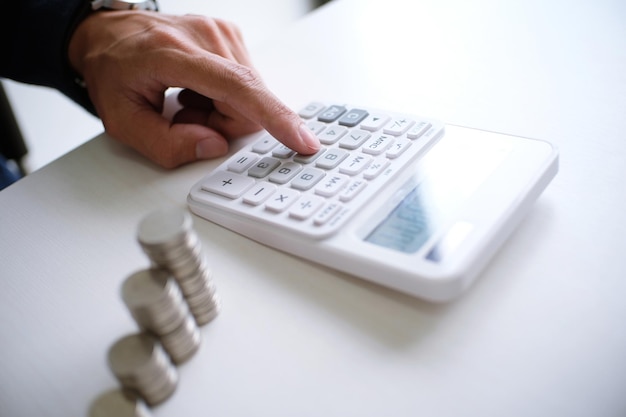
[
  {"x1": 298, "y1": 102, "x2": 326, "y2": 119},
  {"x1": 383, "y1": 117, "x2": 414, "y2": 136},
  {"x1": 360, "y1": 113, "x2": 390, "y2": 131},
  {"x1": 243, "y1": 182, "x2": 277, "y2": 205},
  {"x1": 269, "y1": 162, "x2": 302, "y2": 184},
  {"x1": 248, "y1": 157, "x2": 281, "y2": 178},
  {"x1": 317, "y1": 105, "x2": 347, "y2": 123},
  {"x1": 315, "y1": 148, "x2": 349, "y2": 170},
  {"x1": 338, "y1": 109, "x2": 369, "y2": 127},
  {"x1": 386, "y1": 138, "x2": 411, "y2": 158},
  {"x1": 227, "y1": 152, "x2": 258, "y2": 173},
  {"x1": 362, "y1": 134, "x2": 394, "y2": 155},
  {"x1": 318, "y1": 126, "x2": 348, "y2": 145},
  {"x1": 201, "y1": 171, "x2": 255, "y2": 199},
  {"x1": 291, "y1": 168, "x2": 326, "y2": 190},
  {"x1": 338, "y1": 129, "x2": 371, "y2": 150},
  {"x1": 306, "y1": 121, "x2": 326, "y2": 135},
  {"x1": 293, "y1": 148, "x2": 326, "y2": 164},
  {"x1": 265, "y1": 188, "x2": 300, "y2": 212},
  {"x1": 272, "y1": 144, "x2": 296, "y2": 159},
  {"x1": 407, "y1": 121, "x2": 432, "y2": 139},
  {"x1": 252, "y1": 135, "x2": 279, "y2": 154},
  {"x1": 363, "y1": 157, "x2": 390, "y2": 180},
  {"x1": 315, "y1": 174, "x2": 349, "y2": 197},
  {"x1": 313, "y1": 202, "x2": 343, "y2": 226},
  {"x1": 289, "y1": 195, "x2": 325, "y2": 220},
  {"x1": 339, "y1": 180, "x2": 367, "y2": 202},
  {"x1": 338, "y1": 154, "x2": 371, "y2": 175}
]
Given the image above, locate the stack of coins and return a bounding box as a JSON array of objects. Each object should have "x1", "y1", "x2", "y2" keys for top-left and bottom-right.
[
  {"x1": 121, "y1": 268, "x2": 201, "y2": 364},
  {"x1": 137, "y1": 208, "x2": 220, "y2": 326},
  {"x1": 108, "y1": 333, "x2": 178, "y2": 406},
  {"x1": 89, "y1": 389, "x2": 152, "y2": 417}
]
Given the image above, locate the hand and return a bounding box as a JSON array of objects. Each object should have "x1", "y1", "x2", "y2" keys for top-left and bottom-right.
[{"x1": 68, "y1": 11, "x2": 320, "y2": 168}]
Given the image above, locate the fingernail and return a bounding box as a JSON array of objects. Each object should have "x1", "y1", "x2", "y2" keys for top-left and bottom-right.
[
  {"x1": 299, "y1": 123, "x2": 320, "y2": 152},
  {"x1": 196, "y1": 138, "x2": 226, "y2": 159}
]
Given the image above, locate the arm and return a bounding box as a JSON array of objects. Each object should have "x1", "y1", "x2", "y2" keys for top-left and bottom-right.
[
  {"x1": 1, "y1": 0, "x2": 95, "y2": 113},
  {"x1": 2, "y1": 2, "x2": 319, "y2": 168}
]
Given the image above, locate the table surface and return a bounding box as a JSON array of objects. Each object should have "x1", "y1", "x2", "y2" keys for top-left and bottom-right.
[{"x1": 2, "y1": 0, "x2": 626, "y2": 416}]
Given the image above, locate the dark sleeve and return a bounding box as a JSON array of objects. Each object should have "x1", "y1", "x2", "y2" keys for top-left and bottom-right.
[{"x1": 0, "y1": 0, "x2": 97, "y2": 115}]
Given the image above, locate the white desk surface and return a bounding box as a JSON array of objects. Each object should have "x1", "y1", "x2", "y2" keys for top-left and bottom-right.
[{"x1": 2, "y1": 0, "x2": 625, "y2": 416}]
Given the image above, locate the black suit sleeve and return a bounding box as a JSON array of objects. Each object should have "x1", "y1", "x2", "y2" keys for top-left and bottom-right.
[{"x1": 0, "y1": 0, "x2": 97, "y2": 115}]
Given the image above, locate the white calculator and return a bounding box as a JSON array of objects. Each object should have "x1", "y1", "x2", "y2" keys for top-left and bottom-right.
[{"x1": 188, "y1": 102, "x2": 558, "y2": 301}]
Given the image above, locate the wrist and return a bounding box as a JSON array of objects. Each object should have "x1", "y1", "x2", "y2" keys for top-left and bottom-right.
[{"x1": 67, "y1": 0, "x2": 158, "y2": 85}]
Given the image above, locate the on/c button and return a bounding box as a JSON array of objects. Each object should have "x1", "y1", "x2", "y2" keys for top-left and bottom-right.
[{"x1": 426, "y1": 221, "x2": 474, "y2": 263}]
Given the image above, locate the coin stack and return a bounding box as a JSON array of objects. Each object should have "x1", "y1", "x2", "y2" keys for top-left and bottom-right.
[
  {"x1": 137, "y1": 207, "x2": 220, "y2": 326},
  {"x1": 108, "y1": 333, "x2": 178, "y2": 407},
  {"x1": 121, "y1": 268, "x2": 201, "y2": 364},
  {"x1": 89, "y1": 388, "x2": 152, "y2": 417}
]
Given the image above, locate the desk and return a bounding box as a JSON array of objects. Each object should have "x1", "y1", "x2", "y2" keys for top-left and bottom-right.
[{"x1": 2, "y1": 0, "x2": 626, "y2": 416}]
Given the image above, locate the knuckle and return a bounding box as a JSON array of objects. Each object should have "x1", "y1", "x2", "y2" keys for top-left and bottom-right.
[{"x1": 226, "y1": 63, "x2": 261, "y2": 91}]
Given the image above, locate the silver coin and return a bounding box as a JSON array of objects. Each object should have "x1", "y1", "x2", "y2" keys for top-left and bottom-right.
[
  {"x1": 193, "y1": 305, "x2": 221, "y2": 326},
  {"x1": 141, "y1": 232, "x2": 200, "y2": 262},
  {"x1": 137, "y1": 208, "x2": 192, "y2": 249},
  {"x1": 159, "y1": 315, "x2": 201, "y2": 364},
  {"x1": 184, "y1": 287, "x2": 219, "y2": 309},
  {"x1": 135, "y1": 308, "x2": 187, "y2": 336},
  {"x1": 121, "y1": 269, "x2": 175, "y2": 311},
  {"x1": 89, "y1": 389, "x2": 151, "y2": 417},
  {"x1": 138, "y1": 365, "x2": 178, "y2": 406},
  {"x1": 108, "y1": 333, "x2": 171, "y2": 382},
  {"x1": 176, "y1": 270, "x2": 214, "y2": 296},
  {"x1": 156, "y1": 254, "x2": 203, "y2": 278},
  {"x1": 122, "y1": 270, "x2": 190, "y2": 334}
]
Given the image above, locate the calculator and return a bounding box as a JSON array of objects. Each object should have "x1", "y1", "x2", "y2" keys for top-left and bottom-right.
[{"x1": 187, "y1": 102, "x2": 558, "y2": 301}]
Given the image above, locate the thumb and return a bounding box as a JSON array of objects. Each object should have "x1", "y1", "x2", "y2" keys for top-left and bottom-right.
[{"x1": 121, "y1": 109, "x2": 229, "y2": 168}]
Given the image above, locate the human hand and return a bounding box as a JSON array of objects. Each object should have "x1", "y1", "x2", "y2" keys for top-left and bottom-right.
[{"x1": 68, "y1": 11, "x2": 320, "y2": 168}]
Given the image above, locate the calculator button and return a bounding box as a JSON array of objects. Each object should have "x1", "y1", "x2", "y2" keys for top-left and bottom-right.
[
  {"x1": 272, "y1": 144, "x2": 296, "y2": 158},
  {"x1": 315, "y1": 174, "x2": 349, "y2": 197},
  {"x1": 252, "y1": 135, "x2": 279, "y2": 154},
  {"x1": 318, "y1": 126, "x2": 348, "y2": 145},
  {"x1": 265, "y1": 188, "x2": 300, "y2": 212},
  {"x1": 386, "y1": 138, "x2": 411, "y2": 158},
  {"x1": 306, "y1": 121, "x2": 326, "y2": 135},
  {"x1": 338, "y1": 109, "x2": 369, "y2": 127},
  {"x1": 298, "y1": 102, "x2": 326, "y2": 119},
  {"x1": 243, "y1": 182, "x2": 277, "y2": 205},
  {"x1": 362, "y1": 134, "x2": 394, "y2": 155},
  {"x1": 363, "y1": 157, "x2": 390, "y2": 180},
  {"x1": 383, "y1": 117, "x2": 414, "y2": 136},
  {"x1": 317, "y1": 105, "x2": 347, "y2": 123},
  {"x1": 313, "y1": 202, "x2": 343, "y2": 226},
  {"x1": 338, "y1": 129, "x2": 371, "y2": 150},
  {"x1": 227, "y1": 152, "x2": 258, "y2": 173},
  {"x1": 248, "y1": 157, "x2": 281, "y2": 178},
  {"x1": 339, "y1": 180, "x2": 367, "y2": 202},
  {"x1": 293, "y1": 148, "x2": 326, "y2": 164},
  {"x1": 269, "y1": 162, "x2": 302, "y2": 184},
  {"x1": 289, "y1": 195, "x2": 325, "y2": 220},
  {"x1": 407, "y1": 121, "x2": 432, "y2": 139},
  {"x1": 201, "y1": 171, "x2": 255, "y2": 199},
  {"x1": 360, "y1": 113, "x2": 390, "y2": 131},
  {"x1": 291, "y1": 168, "x2": 326, "y2": 190},
  {"x1": 315, "y1": 148, "x2": 349, "y2": 170},
  {"x1": 338, "y1": 154, "x2": 371, "y2": 175}
]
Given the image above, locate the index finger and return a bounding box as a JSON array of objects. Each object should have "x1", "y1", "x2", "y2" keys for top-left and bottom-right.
[{"x1": 169, "y1": 53, "x2": 320, "y2": 154}]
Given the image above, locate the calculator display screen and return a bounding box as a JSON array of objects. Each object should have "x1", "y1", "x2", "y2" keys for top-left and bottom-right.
[
  {"x1": 364, "y1": 183, "x2": 434, "y2": 253},
  {"x1": 364, "y1": 134, "x2": 511, "y2": 254}
]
